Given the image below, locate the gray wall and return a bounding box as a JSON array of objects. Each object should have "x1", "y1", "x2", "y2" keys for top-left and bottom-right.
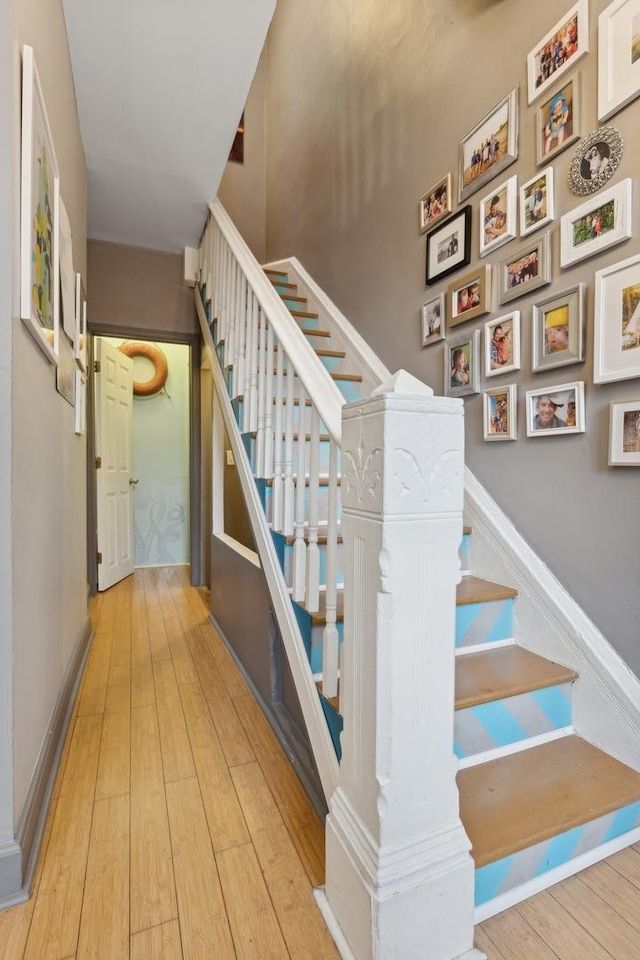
[{"x1": 221, "y1": 0, "x2": 640, "y2": 676}]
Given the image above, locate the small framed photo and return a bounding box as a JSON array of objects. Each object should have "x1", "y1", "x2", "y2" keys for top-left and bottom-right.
[
  {"x1": 421, "y1": 293, "x2": 445, "y2": 346},
  {"x1": 536, "y1": 77, "x2": 581, "y2": 165},
  {"x1": 458, "y1": 87, "x2": 519, "y2": 204},
  {"x1": 520, "y1": 168, "x2": 554, "y2": 237},
  {"x1": 599, "y1": 0, "x2": 640, "y2": 122},
  {"x1": 594, "y1": 252, "x2": 640, "y2": 384},
  {"x1": 560, "y1": 178, "x2": 632, "y2": 268},
  {"x1": 483, "y1": 384, "x2": 517, "y2": 441},
  {"x1": 425, "y1": 206, "x2": 472, "y2": 285},
  {"x1": 567, "y1": 126, "x2": 623, "y2": 196},
  {"x1": 74, "y1": 273, "x2": 87, "y2": 372},
  {"x1": 526, "y1": 381, "x2": 585, "y2": 437},
  {"x1": 609, "y1": 399, "x2": 640, "y2": 465},
  {"x1": 479, "y1": 176, "x2": 517, "y2": 257},
  {"x1": 527, "y1": 1, "x2": 589, "y2": 104},
  {"x1": 444, "y1": 329, "x2": 481, "y2": 398},
  {"x1": 419, "y1": 173, "x2": 452, "y2": 234},
  {"x1": 484, "y1": 312, "x2": 521, "y2": 377},
  {"x1": 497, "y1": 231, "x2": 551, "y2": 306},
  {"x1": 532, "y1": 284, "x2": 586, "y2": 372},
  {"x1": 447, "y1": 265, "x2": 491, "y2": 328},
  {"x1": 74, "y1": 371, "x2": 86, "y2": 436}
]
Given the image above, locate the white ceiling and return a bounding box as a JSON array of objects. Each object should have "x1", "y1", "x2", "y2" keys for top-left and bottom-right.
[{"x1": 62, "y1": 0, "x2": 275, "y2": 252}]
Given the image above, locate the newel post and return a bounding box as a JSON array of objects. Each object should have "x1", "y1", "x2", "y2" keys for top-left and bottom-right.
[{"x1": 321, "y1": 371, "x2": 484, "y2": 960}]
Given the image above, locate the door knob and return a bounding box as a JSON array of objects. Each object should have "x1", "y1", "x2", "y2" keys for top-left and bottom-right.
[{"x1": 129, "y1": 476, "x2": 139, "y2": 485}]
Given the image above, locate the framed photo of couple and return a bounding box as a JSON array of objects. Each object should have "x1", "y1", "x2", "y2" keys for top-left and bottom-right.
[{"x1": 425, "y1": 206, "x2": 472, "y2": 285}]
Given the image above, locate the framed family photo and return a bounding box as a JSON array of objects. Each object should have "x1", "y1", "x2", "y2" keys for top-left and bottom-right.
[
  {"x1": 446, "y1": 265, "x2": 491, "y2": 327},
  {"x1": 419, "y1": 173, "x2": 452, "y2": 234},
  {"x1": 567, "y1": 126, "x2": 623, "y2": 196},
  {"x1": 532, "y1": 284, "x2": 586, "y2": 372},
  {"x1": 536, "y1": 77, "x2": 581, "y2": 165},
  {"x1": 421, "y1": 293, "x2": 445, "y2": 346},
  {"x1": 479, "y1": 176, "x2": 517, "y2": 257},
  {"x1": 444, "y1": 329, "x2": 480, "y2": 398},
  {"x1": 483, "y1": 384, "x2": 517, "y2": 441},
  {"x1": 594, "y1": 253, "x2": 640, "y2": 384},
  {"x1": 497, "y1": 231, "x2": 551, "y2": 305},
  {"x1": 484, "y1": 312, "x2": 521, "y2": 377},
  {"x1": 526, "y1": 381, "x2": 585, "y2": 437},
  {"x1": 609, "y1": 399, "x2": 640, "y2": 465},
  {"x1": 527, "y1": 1, "x2": 589, "y2": 104},
  {"x1": 560, "y1": 178, "x2": 632, "y2": 268},
  {"x1": 599, "y1": 0, "x2": 640, "y2": 121},
  {"x1": 425, "y1": 206, "x2": 472, "y2": 285},
  {"x1": 520, "y1": 168, "x2": 554, "y2": 237},
  {"x1": 458, "y1": 87, "x2": 519, "y2": 203}
]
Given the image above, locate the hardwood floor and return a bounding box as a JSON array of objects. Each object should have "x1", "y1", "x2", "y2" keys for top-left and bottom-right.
[{"x1": 3, "y1": 565, "x2": 640, "y2": 959}]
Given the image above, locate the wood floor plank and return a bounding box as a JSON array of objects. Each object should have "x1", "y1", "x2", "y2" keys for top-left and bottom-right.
[
  {"x1": 152, "y1": 658, "x2": 196, "y2": 782},
  {"x1": 578, "y1": 860, "x2": 640, "y2": 933},
  {"x1": 198, "y1": 619, "x2": 247, "y2": 700},
  {"x1": 551, "y1": 875, "x2": 640, "y2": 958},
  {"x1": 516, "y1": 889, "x2": 615, "y2": 960},
  {"x1": 76, "y1": 794, "x2": 130, "y2": 960},
  {"x1": 76, "y1": 634, "x2": 112, "y2": 717},
  {"x1": 607, "y1": 844, "x2": 640, "y2": 888},
  {"x1": 131, "y1": 620, "x2": 155, "y2": 709},
  {"x1": 95, "y1": 710, "x2": 130, "y2": 800},
  {"x1": 473, "y1": 927, "x2": 508, "y2": 960},
  {"x1": 143, "y1": 570, "x2": 172, "y2": 661},
  {"x1": 130, "y1": 920, "x2": 183, "y2": 960},
  {"x1": 104, "y1": 662, "x2": 131, "y2": 716},
  {"x1": 480, "y1": 908, "x2": 560, "y2": 960},
  {"x1": 166, "y1": 777, "x2": 236, "y2": 960}
]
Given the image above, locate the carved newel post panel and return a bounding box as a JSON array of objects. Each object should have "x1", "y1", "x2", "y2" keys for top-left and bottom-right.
[{"x1": 322, "y1": 372, "x2": 484, "y2": 960}]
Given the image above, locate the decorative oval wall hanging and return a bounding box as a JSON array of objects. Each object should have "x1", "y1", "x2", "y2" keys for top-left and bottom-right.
[
  {"x1": 567, "y1": 126, "x2": 623, "y2": 196},
  {"x1": 118, "y1": 341, "x2": 168, "y2": 396}
]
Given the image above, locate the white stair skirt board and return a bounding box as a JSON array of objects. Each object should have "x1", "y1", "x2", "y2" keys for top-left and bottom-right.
[{"x1": 457, "y1": 725, "x2": 574, "y2": 770}]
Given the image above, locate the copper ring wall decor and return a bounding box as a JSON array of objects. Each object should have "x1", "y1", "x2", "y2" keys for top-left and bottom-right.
[
  {"x1": 567, "y1": 125, "x2": 623, "y2": 195},
  {"x1": 118, "y1": 341, "x2": 169, "y2": 396}
]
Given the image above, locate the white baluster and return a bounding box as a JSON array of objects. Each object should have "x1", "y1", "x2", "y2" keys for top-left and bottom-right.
[
  {"x1": 227, "y1": 260, "x2": 238, "y2": 385},
  {"x1": 322, "y1": 439, "x2": 339, "y2": 700},
  {"x1": 255, "y1": 308, "x2": 267, "y2": 478},
  {"x1": 283, "y1": 356, "x2": 295, "y2": 536},
  {"x1": 263, "y1": 324, "x2": 275, "y2": 478},
  {"x1": 241, "y1": 279, "x2": 252, "y2": 425},
  {"x1": 219, "y1": 240, "x2": 229, "y2": 345},
  {"x1": 272, "y1": 341, "x2": 285, "y2": 532},
  {"x1": 292, "y1": 379, "x2": 308, "y2": 601},
  {"x1": 232, "y1": 268, "x2": 244, "y2": 398},
  {"x1": 212, "y1": 223, "x2": 222, "y2": 323},
  {"x1": 306, "y1": 407, "x2": 321, "y2": 613},
  {"x1": 248, "y1": 293, "x2": 259, "y2": 434}
]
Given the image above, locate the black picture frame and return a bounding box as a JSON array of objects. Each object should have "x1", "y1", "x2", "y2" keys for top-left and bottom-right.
[{"x1": 426, "y1": 206, "x2": 472, "y2": 286}]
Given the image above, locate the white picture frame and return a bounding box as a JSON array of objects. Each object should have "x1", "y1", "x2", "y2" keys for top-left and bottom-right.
[
  {"x1": 483, "y1": 384, "x2": 517, "y2": 441},
  {"x1": 599, "y1": 0, "x2": 640, "y2": 121},
  {"x1": 74, "y1": 273, "x2": 87, "y2": 371},
  {"x1": 527, "y1": 1, "x2": 589, "y2": 104},
  {"x1": 526, "y1": 381, "x2": 585, "y2": 437},
  {"x1": 421, "y1": 293, "x2": 445, "y2": 346},
  {"x1": 520, "y1": 168, "x2": 554, "y2": 237},
  {"x1": 444, "y1": 329, "x2": 481, "y2": 398},
  {"x1": 609, "y1": 399, "x2": 640, "y2": 464},
  {"x1": 560, "y1": 178, "x2": 632, "y2": 268},
  {"x1": 479, "y1": 176, "x2": 517, "y2": 257},
  {"x1": 484, "y1": 312, "x2": 521, "y2": 378},
  {"x1": 74, "y1": 370, "x2": 86, "y2": 436},
  {"x1": 594, "y1": 252, "x2": 640, "y2": 384}
]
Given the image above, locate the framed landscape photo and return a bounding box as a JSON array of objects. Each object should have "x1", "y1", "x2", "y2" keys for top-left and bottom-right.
[
  {"x1": 419, "y1": 173, "x2": 452, "y2": 234},
  {"x1": 567, "y1": 125, "x2": 623, "y2": 196},
  {"x1": 484, "y1": 312, "x2": 521, "y2": 378},
  {"x1": 594, "y1": 253, "x2": 640, "y2": 384},
  {"x1": 560, "y1": 178, "x2": 632, "y2": 268},
  {"x1": 520, "y1": 168, "x2": 554, "y2": 237},
  {"x1": 532, "y1": 284, "x2": 586, "y2": 372},
  {"x1": 527, "y1": 1, "x2": 589, "y2": 104},
  {"x1": 458, "y1": 87, "x2": 519, "y2": 204},
  {"x1": 483, "y1": 384, "x2": 517, "y2": 441},
  {"x1": 479, "y1": 176, "x2": 517, "y2": 257},
  {"x1": 446, "y1": 264, "x2": 491, "y2": 328},
  {"x1": 425, "y1": 206, "x2": 472, "y2": 285},
  {"x1": 444, "y1": 329, "x2": 480, "y2": 398},
  {"x1": 526, "y1": 381, "x2": 585, "y2": 437},
  {"x1": 497, "y1": 231, "x2": 551, "y2": 305},
  {"x1": 609, "y1": 399, "x2": 640, "y2": 465},
  {"x1": 599, "y1": 0, "x2": 640, "y2": 122},
  {"x1": 421, "y1": 293, "x2": 445, "y2": 346},
  {"x1": 536, "y1": 77, "x2": 581, "y2": 165}
]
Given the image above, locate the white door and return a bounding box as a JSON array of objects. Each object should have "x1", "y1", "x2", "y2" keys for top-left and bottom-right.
[{"x1": 95, "y1": 338, "x2": 135, "y2": 591}]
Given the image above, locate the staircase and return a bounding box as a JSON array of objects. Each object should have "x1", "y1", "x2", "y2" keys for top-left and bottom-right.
[{"x1": 196, "y1": 200, "x2": 640, "y2": 953}]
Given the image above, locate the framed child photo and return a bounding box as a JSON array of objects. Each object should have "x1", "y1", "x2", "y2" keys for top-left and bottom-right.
[
  {"x1": 526, "y1": 381, "x2": 585, "y2": 437},
  {"x1": 497, "y1": 231, "x2": 551, "y2": 305},
  {"x1": 484, "y1": 312, "x2": 521, "y2": 377},
  {"x1": 447, "y1": 265, "x2": 491, "y2": 327},
  {"x1": 560, "y1": 178, "x2": 632, "y2": 268},
  {"x1": 483, "y1": 384, "x2": 517, "y2": 441},
  {"x1": 594, "y1": 252, "x2": 640, "y2": 384},
  {"x1": 536, "y1": 77, "x2": 581, "y2": 165},
  {"x1": 479, "y1": 176, "x2": 517, "y2": 257},
  {"x1": 421, "y1": 293, "x2": 445, "y2": 346},
  {"x1": 444, "y1": 329, "x2": 480, "y2": 398},
  {"x1": 609, "y1": 399, "x2": 640, "y2": 465},
  {"x1": 458, "y1": 87, "x2": 519, "y2": 203},
  {"x1": 425, "y1": 205, "x2": 472, "y2": 285},
  {"x1": 520, "y1": 168, "x2": 554, "y2": 237},
  {"x1": 527, "y1": 1, "x2": 589, "y2": 104},
  {"x1": 532, "y1": 284, "x2": 586, "y2": 373},
  {"x1": 599, "y1": 0, "x2": 640, "y2": 121},
  {"x1": 419, "y1": 173, "x2": 452, "y2": 234}
]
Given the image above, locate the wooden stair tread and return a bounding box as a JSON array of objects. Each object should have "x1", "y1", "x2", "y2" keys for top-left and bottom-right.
[
  {"x1": 316, "y1": 679, "x2": 340, "y2": 712},
  {"x1": 455, "y1": 646, "x2": 577, "y2": 710},
  {"x1": 279, "y1": 293, "x2": 307, "y2": 304},
  {"x1": 276, "y1": 367, "x2": 362, "y2": 382},
  {"x1": 458, "y1": 735, "x2": 640, "y2": 868},
  {"x1": 456, "y1": 575, "x2": 517, "y2": 605},
  {"x1": 270, "y1": 279, "x2": 297, "y2": 290},
  {"x1": 301, "y1": 327, "x2": 332, "y2": 338},
  {"x1": 249, "y1": 431, "x2": 331, "y2": 442},
  {"x1": 463, "y1": 525, "x2": 472, "y2": 535},
  {"x1": 264, "y1": 268, "x2": 289, "y2": 278},
  {"x1": 273, "y1": 345, "x2": 346, "y2": 359},
  {"x1": 284, "y1": 530, "x2": 343, "y2": 546},
  {"x1": 290, "y1": 310, "x2": 319, "y2": 319},
  {"x1": 296, "y1": 588, "x2": 344, "y2": 625},
  {"x1": 265, "y1": 474, "x2": 341, "y2": 487}
]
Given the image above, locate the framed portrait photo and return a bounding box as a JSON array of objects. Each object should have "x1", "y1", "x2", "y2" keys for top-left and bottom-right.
[
  {"x1": 425, "y1": 205, "x2": 472, "y2": 285},
  {"x1": 444, "y1": 329, "x2": 480, "y2": 398},
  {"x1": 532, "y1": 284, "x2": 586, "y2": 373},
  {"x1": 599, "y1": 0, "x2": 640, "y2": 122},
  {"x1": 458, "y1": 87, "x2": 519, "y2": 204},
  {"x1": 75, "y1": 272, "x2": 87, "y2": 372},
  {"x1": 421, "y1": 293, "x2": 445, "y2": 346},
  {"x1": 483, "y1": 384, "x2": 517, "y2": 441},
  {"x1": 497, "y1": 231, "x2": 551, "y2": 306},
  {"x1": 484, "y1": 312, "x2": 521, "y2": 378},
  {"x1": 527, "y1": 1, "x2": 589, "y2": 104},
  {"x1": 609, "y1": 399, "x2": 640, "y2": 465},
  {"x1": 479, "y1": 176, "x2": 517, "y2": 257},
  {"x1": 419, "y1": 173, "x2": 452, "y2": 234},
  {"x1": 594, "y1": 253, "x2": 640, "y2": 384},
  {"x1": 560, "y1": 178, "x2": 632, "y2": 268},
  {"x1": 567, "y1": 126, "x2": 623, "y2": 196},
  {"x1": 446, "y1": 265, "x2": 491, "y2": 328},
  {"x1": 526, "y1": 381, "x2": 585, "y2": 437},
  {"x1": 536, "y1": 77, "x2": 581, "y2": 165},
  {"x1": 520, "y1": 168, "x2": 554, "y2": 237}
]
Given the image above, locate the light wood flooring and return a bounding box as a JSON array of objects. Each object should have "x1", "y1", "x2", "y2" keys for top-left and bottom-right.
[{"x1": 2, "y1": 566, "x2": 640, "y2": 959}]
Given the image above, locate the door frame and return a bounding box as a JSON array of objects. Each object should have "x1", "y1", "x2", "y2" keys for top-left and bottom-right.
[{"x1": 86, "y1": 325, "x2": 202, "y2": 594}]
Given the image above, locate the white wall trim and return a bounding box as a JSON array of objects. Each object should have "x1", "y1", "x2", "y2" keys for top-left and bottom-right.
[{"x1": 215, "y1": 532, "x2": 261, "y2": 568}]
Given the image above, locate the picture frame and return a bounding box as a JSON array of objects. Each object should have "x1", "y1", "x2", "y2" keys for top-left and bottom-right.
[
  {"x1": 458, "y1": 87, "x2": 519, "y2": 204},
  {"x1": 419, "y1": 173, "x2": 452, "y2": 234},
  {"x1": 425, "y1": 205, "x2": 472, "y2": 285},
  {"x1": 444, "y1": 329, "x2": 481, "y2": 398},
  {"x1": 527, "y1": 1, "x2": 589, "y2": 105},
  {"x1": 74, "y1": 371, "x2": 86, "y2": 436},
  {"x1": 479, "y1": 176, "x2": 517, "y2": 257},
  {"x1": 608, "y1": 399, "x2": 640, "y2": 465},
  {"x1": 599, "y1": 0, "x2": 640, "y2": 122},
  {"x1": 75, "y1": 273, "x2": 87, "y2": 371},
  {"x1": 484, "y1": 312, "x2": 521, "y2": 378},
  {"x1": 446, "y1": 265, "x2": 491, "y2": 328},
  {"x1": 532, "y1": 284, "x2": 586, "y2": 373},
  {"x1": 483, "y1": 384, "x2": 517, "y2": 441},
  {"x1": 497, "y1": 231, "x2": 551, "y2": 306},
  {"x1": 421, "y1": 293, "x2": 445, "y2": 346},
  {"x1": 567, "y1": 126, "x2": 623, "y2": 196},
  {"x1": 594, "y1": 252, "x2": 640, "y2": 384},
  {"x1": 560, "y1": 178, "x2": 632, "y2": 268},
  {"x1": 520, "y1": 168, "x2": 554, "y2": 237},
  {"x1": 536, "y1": 76, "x2": 581, "y2": 165},
  {"x1": 526, "y1": 381, "x2": 585, "y2": 437},
  {"x1": 20, "y1": 44, "x2": 60, "y2": 365}
]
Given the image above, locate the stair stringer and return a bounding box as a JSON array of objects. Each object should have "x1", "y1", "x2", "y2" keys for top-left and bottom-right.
[{"x1": 464, "y1": 468, "x2": 640, "y2": 774}]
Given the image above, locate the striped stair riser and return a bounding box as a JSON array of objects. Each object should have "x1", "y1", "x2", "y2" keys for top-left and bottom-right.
[
  {"x1": 459, "y1": 532, "x2": 471, "y2": 573},
  {"x1": 272, "y1": 282, "x2": 298, "y2": 295},
  {"x1": 475, "y1": 799, "x2": 640, "y2": 907},
  {"x1": 234, "y1": 396, "x2": 328, "y2": 434},
  {"x1": 267, "y1": 272, "x2": 290, "y2": 283},
  {"x1": 293, "y1": 604, "x2": 344, "y2": 675},
  {"x1": 320, "y1": 694, "x2": 343, "y2": 761},
  {"x1": 454, "y1": 683, "x2": 574, "y2": 760},
  {"x1": 456, "y1": 598, "x2": 514, "y2": 648},
  {"x1": 243, "y1": 433, "x2": 338, "y2": 476},
  {"x1": 270, "y1": 354, "x2": 343, "y2": 376},
  {"x1": 271, "y1": 532, "x2": 344, "y2": 593}
]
